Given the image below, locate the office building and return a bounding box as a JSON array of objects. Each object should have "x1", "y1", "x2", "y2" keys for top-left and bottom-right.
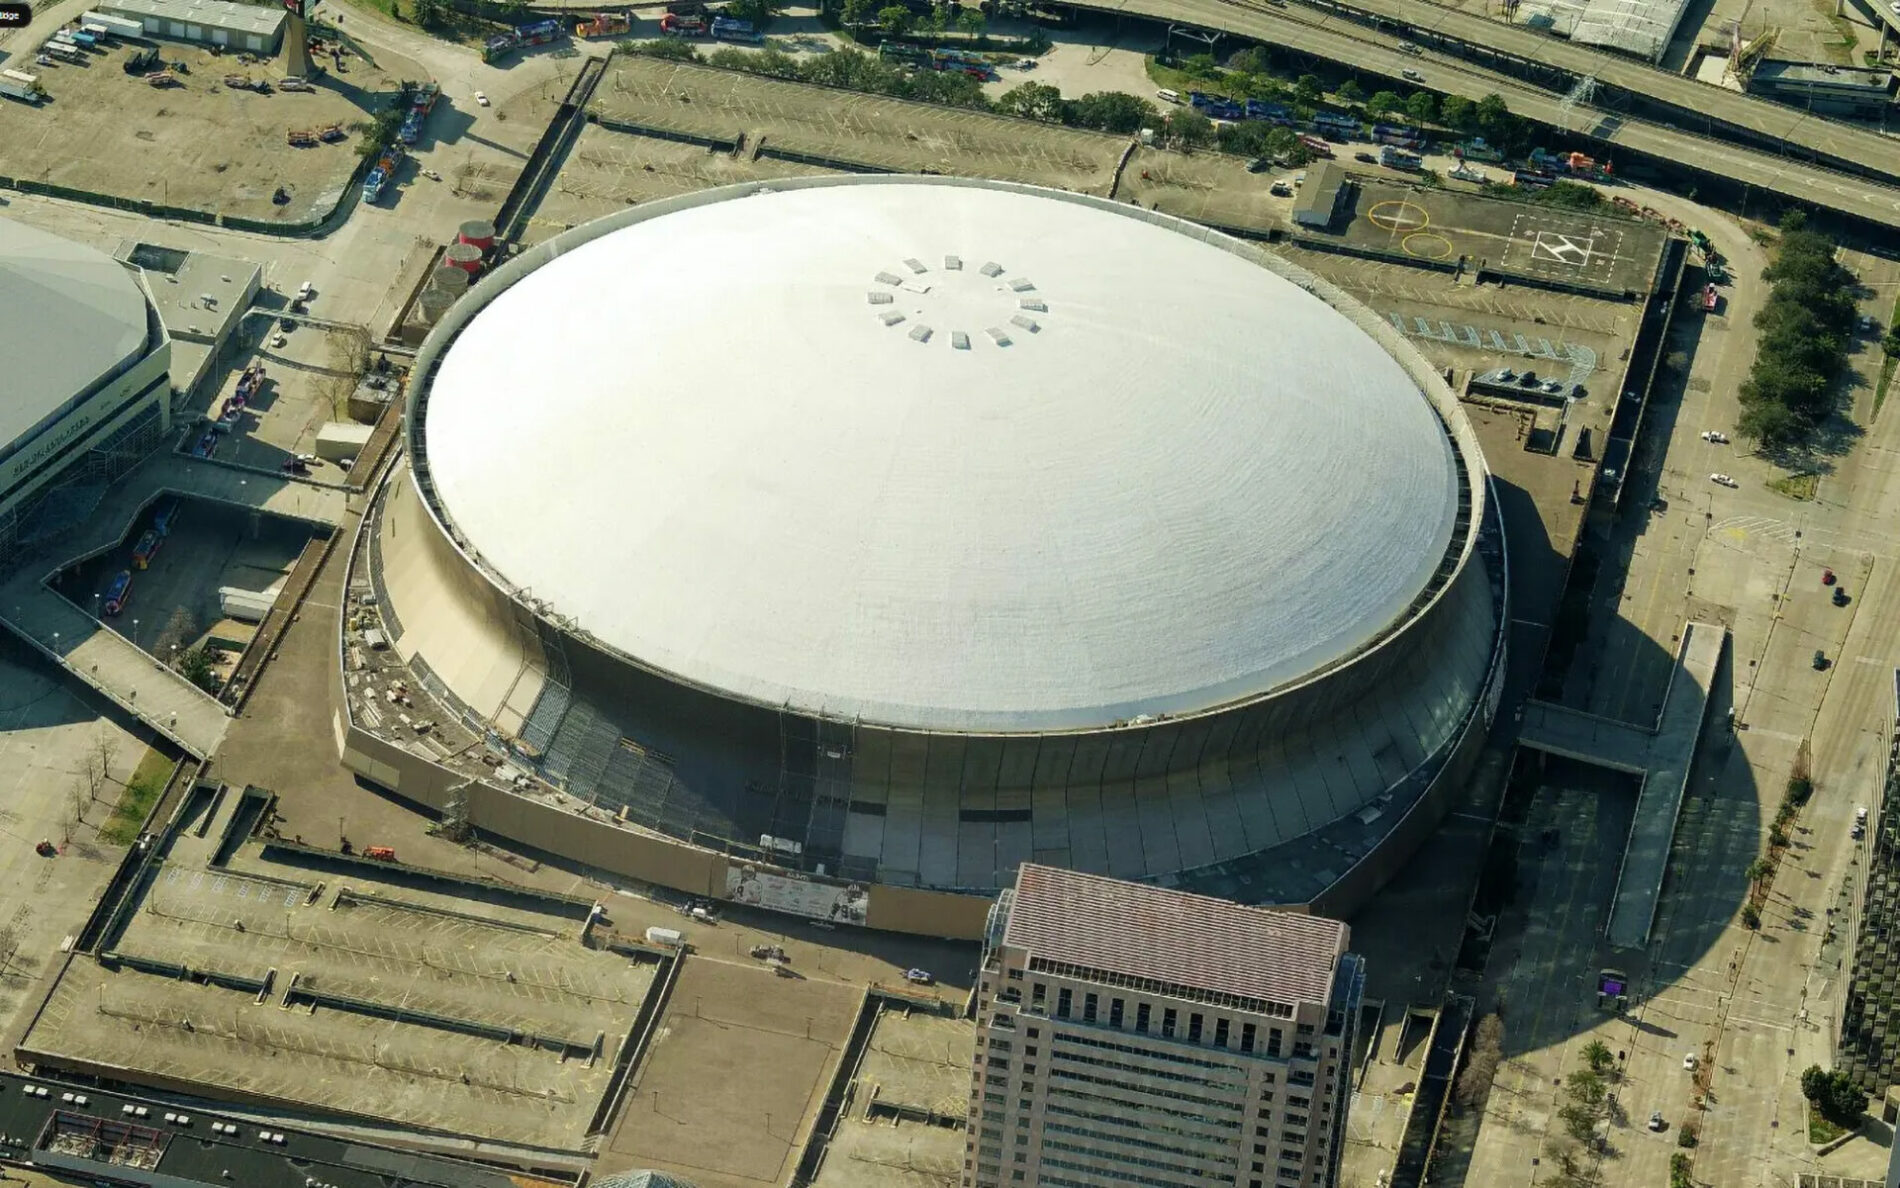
[{"x1": 966, "y1": 863, "x2": 1364, "y2": 1188}]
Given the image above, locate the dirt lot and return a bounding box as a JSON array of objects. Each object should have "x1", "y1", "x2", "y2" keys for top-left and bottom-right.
[
  {"x1": 589, "y1": 55, "x2": 1126, "y2": 192},
  {"x1": 0, "y1": 38, "x2": 407, "y2": 224},
  {"x1": 604, "y1": 955, "x2": 858, "y2": 1188},
  {"x1": 1118, "y1": 144, "x2": 1288, "y2": 232}
]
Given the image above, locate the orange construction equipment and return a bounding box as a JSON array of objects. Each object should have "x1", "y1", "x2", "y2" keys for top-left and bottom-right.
[{"x1": 363, "y1": 845, "x2": 397, "y2": 861}]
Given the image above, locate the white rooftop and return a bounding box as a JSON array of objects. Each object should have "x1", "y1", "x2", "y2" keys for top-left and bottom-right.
[
  {"x1": 420, "y1": 180, "x2": 1461, "y2": 733},
  {"x1": 0, "y1": 219, "x2": 150, "y2": 457},
  {"x1": 99, "y1": 0, "x2": 285, "y2": 37}
]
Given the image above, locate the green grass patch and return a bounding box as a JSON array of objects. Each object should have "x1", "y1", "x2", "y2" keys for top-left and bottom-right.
[
  {"x1": 1768, "y1": 472, "x2": 1819, "y2": 501},
  {"x1": 101, "y1": 748, "x2": 174, "y2": 845},
  {"x1": 1809, "y1": 1111, "x2": 1848, "y2": 1145}
]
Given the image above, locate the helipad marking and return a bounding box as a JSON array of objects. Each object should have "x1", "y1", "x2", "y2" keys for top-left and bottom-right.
[
  {"x1": 1529, "y1": 231, "x2": 1595, "y2": 267},
  {"x1": 1367, "y1": 201, "x2": 1430, "y2": 233},
  {"x1": 1402, "y1": 232, "x2": 1455, "y2": 260}
]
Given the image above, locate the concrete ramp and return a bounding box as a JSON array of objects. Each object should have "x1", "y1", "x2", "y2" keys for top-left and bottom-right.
[
  {"x1": 0, "y1": 454, "x2": 350, "y2": 759},
  {"x1": 1516, "y1": 622, "x2": 1727, "y2": 952}
]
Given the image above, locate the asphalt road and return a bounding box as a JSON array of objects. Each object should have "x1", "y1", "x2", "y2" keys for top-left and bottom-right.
[
  {"x1": 1110, "y1": 0, "x2": 1900, "y2": 175},
  {"x1": 1100, "y1": 0, "x2": 1900, "y2": 229}
]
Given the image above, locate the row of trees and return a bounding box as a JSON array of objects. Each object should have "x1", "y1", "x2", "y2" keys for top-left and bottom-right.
[
  {"x1": 1738, "y1": 213, "x2": 1858, "y2": 448},
  {"x1": 839, "y1": 0, "x2": 986, "y2": 38}
]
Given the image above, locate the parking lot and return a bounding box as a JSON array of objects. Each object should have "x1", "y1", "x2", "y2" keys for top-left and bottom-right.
[
  {"x1": 190, "y1": 321, "x2": 373, "y2": 480},
  {"x1": 603, "y1": 955, "x2": 858, "y2": 1188},
  {"x1": 23, "y1": 808, "x2": 650, "y2": 1150},
  {"x1": 586, "y1": 56, "x2": 1127, "y2": 193},
  {"x1": 0, "y1": 37, "x2": 408, "y2": 224}
]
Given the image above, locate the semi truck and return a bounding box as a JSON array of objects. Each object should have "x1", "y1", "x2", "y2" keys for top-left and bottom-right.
[{"x1": 0, "y1": 70, "x2": 43, "y2": 103}]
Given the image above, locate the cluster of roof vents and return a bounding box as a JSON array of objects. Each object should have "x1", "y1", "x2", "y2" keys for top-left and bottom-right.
[{"x1": 867, "y1": 256, "x2": 1045, "y2": 347}]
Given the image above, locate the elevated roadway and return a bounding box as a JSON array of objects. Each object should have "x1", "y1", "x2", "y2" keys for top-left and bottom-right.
[
  {"x1": 1123, "y1": 0, "x2": 1900, "y2": 177},
  {"x1": 1095, "y1": 0, "x2": 1900, "y2": 229},
  {"x1": 1517, "y1": 621, "x2": 1727, "y2": 951}
]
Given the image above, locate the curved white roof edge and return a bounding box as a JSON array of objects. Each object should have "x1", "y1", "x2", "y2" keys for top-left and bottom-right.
[{"x1": 406, "y1": 176, "x2": 1490, "y2": 735}]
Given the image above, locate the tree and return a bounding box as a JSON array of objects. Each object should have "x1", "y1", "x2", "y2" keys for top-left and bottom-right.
[
  {"x1": 726, "y1": 0, "x2": 778, "y2": 26},
  {"x1": 955, "y1": 8, "x2": 985, "y2": 36},
  {"x1": 1337, "y1": 78, "x2": 1364, "y2": 103},
  {"x1": 1802, "y1": 1064, "x2": 1869, "y2": 1124},
  {"x1": 1454, "y1": 1013, "x2": 1504, "y2": 1107},
  {"x1": 1366, "y1": 90, "x2": 1402, "y2": 118},
  {"x1": 1067, "y1": 91, "x2": 1157, "y2": 134},
  {"x1": 1558, "y1": 1101, "x2": 1597, "y2": 1142},
  {"x1": 1264, "y1": 125, "x2": 1300, "y2": 161},
  {"x1": 1441, "y1": 93, "x2": 1475, "y2": 131},
  {"x1": 178, "y1": 646, "x2": 218, "y2": 693},
  {"x1": 1405, "y1": 90, "x2": 1437, "y2": 124},
  {"x1": 1293, "y1": 73, "x2": 1323, "y2": 105},
  {"x1": 1167, "y1": 108, "x2": 1215, "y2": 148},
  {"x1": 996, "y1": 82, "x2": 1064, "y2": 121},
  {"x1": 1476, "y1": 92, "x2": 1510, "y2": 133},
  {"x1": 841, "y1": 0, "x2": 878, "y2": 22},
  {"x1": 1883, "y1": 325, "x2": 1900, "y2": 358},
  {"x1": 1581, "y1": 1039, "x2": 1614, "y2": 1075},
  {"x1": 410, "y1": 0, "x2": 444, "y2": 24},
  {"x1": 875, "y1": 4, "x2": 911, "y2": 33},
  {"x1": 1565, "y1": 1069, "x2": 1605, "y2": 1107},
  {"x1": 633, "y1": 37, "x2": 701, "y2": 62},
  {"x1": 1745, "y1": 856, "x2": 1773, "y2": 891},
  {"x1": 1228, "y1": 47, "x2": 1269, "y2": 74}
]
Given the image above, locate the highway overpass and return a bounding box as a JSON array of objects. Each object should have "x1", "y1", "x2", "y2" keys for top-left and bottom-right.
[{"x1": 1085, "y1": 0, "x2": 1900, "y2": 230}]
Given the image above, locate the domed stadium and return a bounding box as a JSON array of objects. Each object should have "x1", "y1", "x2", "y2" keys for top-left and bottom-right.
[{"x1": 351, "y1": 177, "x2": 1508, "y2": 923}]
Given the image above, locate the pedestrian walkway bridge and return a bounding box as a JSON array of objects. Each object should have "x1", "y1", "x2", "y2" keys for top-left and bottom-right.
[
  {"x1": 0, "y1": 455, "x2": 350, "y2": 759},
  {"x1": 1516, "y1": 621, "x2": 1727, "y2": 951}
]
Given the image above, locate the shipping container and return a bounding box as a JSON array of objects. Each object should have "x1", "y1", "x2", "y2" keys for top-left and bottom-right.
[{"x1": 81, "y1": 12, "x2": 146, "y2": 38}]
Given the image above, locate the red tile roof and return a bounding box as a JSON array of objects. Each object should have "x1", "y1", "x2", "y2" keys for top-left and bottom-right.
[{"x1": 1002, "y1": 864, "x2": 1349, "y2": 1009}]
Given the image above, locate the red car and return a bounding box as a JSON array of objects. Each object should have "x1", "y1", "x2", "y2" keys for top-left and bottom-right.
[{"x1": 1823, "y1": 568, "x2": 1836, "y2": 586}]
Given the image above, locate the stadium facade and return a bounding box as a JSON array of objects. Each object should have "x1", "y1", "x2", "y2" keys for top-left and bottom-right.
[
  {"x1": 0, "y1": 219, "x2": 173, "y2": 561},
  {"x1": 343, "y1": 177, "x2": 1508, "y2": 937}
]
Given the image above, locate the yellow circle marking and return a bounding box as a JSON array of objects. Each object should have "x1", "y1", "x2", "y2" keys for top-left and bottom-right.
[
  {"x1": 1402, "y1": 232, "x2": 1455, "y2": 260},
  {"x1": 1367, "y1": 200, "x2": 1430, "y2": 232}
]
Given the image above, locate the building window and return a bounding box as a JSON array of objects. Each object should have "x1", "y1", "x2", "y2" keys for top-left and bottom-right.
[
  {"x1": 1024, "y1": 1064, "x2": 1037, "y2": 1074},
  {"x1": 1057, "y1": 989, "x2": 1072, "y2": 1019},
  {"x1": 1110, "y1": 998, "x2": 1125, "y2": 1028},
  {"x1": 984, "y1": 1093, "x2": 1006, "y2": 1104},
  {"x1": 1269, "y1": 1028, "x2": 1284, "y2": 1058},
  {"x1": 1008, "y1": 968, "x2": 1024, "y2": 980},
  {"x1": 1216, "y1": 1018, "x2": 1231, "y2": 1048},
  {"x1": 1012, "y1": 1173, "x2": 1025, "y2": 1182},
  {"x1": 1028, "y1": 1027, "x2": 1040, "y2": 1039},
  {"x1": 992, "y1": 1059, "x2": 1011, "y2": 1071},
  {"x1": 1025, "y1": 1045, "x2": 1038, "y2": 1056},
  {"x1": 1084, "y1": 993, "x2": 1098, "y2": 1024},
  {"x1": 1032, "y1": 984, "x2": 1047, "y2": 1010},
  {"x1": 1242, "y1": 1023, "x2": 1257, "y2": 1053},
  {"x1": 1189, "y1": 1014, "x2": 1203, "y2": 1043},
  {"x1": 1137, "y1": 1003, "x2": 1151, "y2": 1033},
  {"x1": 1163, "y1": 1008, "x2": 1178, "y2": 1038}
]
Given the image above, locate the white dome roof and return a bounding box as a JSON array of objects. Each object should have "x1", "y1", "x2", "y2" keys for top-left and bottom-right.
[{"x1": 420, "y1": 180, "x2": 1460, "y2": 732}]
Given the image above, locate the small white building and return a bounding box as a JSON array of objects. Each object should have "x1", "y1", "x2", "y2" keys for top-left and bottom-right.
[{"x1": 96, "y1": 0, "x2": 285, "y2": 54}]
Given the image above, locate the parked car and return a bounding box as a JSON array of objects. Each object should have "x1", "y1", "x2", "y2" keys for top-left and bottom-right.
[
  {"x1": 904, "y1": 968, "x2": 935, "y2": 985},
  {"x1": 1822, "y1": 567, "x2": 1836, "y2": 585},
  {"x1": 1709, "y1": 473, "x2": 1737, "y2": 487},
  {"x1": 1355, "y1": 151, "x2": 1377, "y2": 163},
  {"x1": 1814, "y1": 649, "x2": 1829, "y2": 670},
  {"x1": 1834, "y1": 586, "x2": 1850, "y2": 606},
  {"x1": 1648, "y1": 1111, "x2": 1666, "y2": 1131},
  {"x1": 1700, "y1": 430, "x2": 1728, "y2": 443},
  {"x1": 474, "y1": 90, "x2": 489, "y2": 106},
  {"x1": 1682, "y1": 1053, "x2": 1697, "y2": 1072},
  {"x1": 1270, "y1": 181, "x2": 1293, "y2": 197}
]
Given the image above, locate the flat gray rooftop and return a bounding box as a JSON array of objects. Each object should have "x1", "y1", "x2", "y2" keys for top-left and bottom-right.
[
  {"x1": 0, "y1": 218, "x2": 151, "y2": 458},
  {"x1": 1517, "y1": 621, "x2": 1727, "y2": 951}
]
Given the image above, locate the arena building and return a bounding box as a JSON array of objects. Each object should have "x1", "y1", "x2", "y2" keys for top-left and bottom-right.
[
  {"x1": 0, "y1": 218, "x2": 172, "y2": 561},
  {"x1": 344, "y1": 177, "x2": 1507, "y2": 936}
]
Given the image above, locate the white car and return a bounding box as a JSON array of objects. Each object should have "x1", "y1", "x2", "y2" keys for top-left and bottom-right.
[
  {"x1": 1700, "y1": 430, "x2": 1728, "y2": 443},
  {"x1": 1683, "y1": 1052, "x2": 1698, "y2": 1071},
  {"x1": 295, "y1": 280, "x2": 314, "y2": 302},
  {"x1": 1710, "y1": 472, "x2": 1737, "y2": 487},
  {"x1": 474, "y1": 91, "x2": 489, "y2": 107}
]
